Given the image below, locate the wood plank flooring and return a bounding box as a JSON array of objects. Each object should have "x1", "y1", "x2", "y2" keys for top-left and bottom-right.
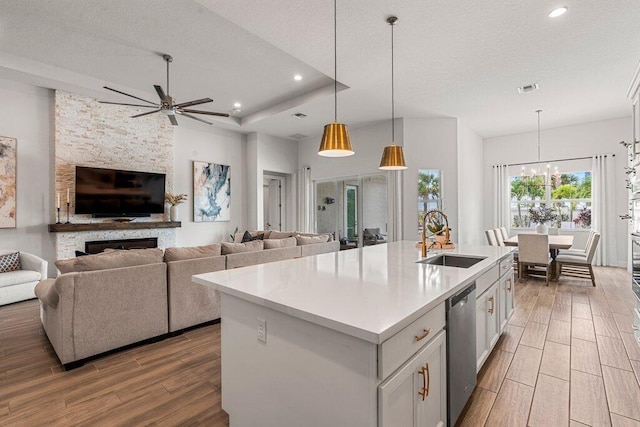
[
  {"x1": 0, "y1": 266, "x2": 638, "y2": 426},
  {"x1": 462, "y1": 266, "x2": 640, "y2": 426}
]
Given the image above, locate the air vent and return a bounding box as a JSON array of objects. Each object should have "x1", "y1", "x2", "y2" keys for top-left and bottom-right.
[
  {"x1": 518, "y1": 84, "x2": 539, "y2": 94},
  {"x1": 292, "y1": 113, "x2": 307, "y2": 119},
  {"x1": 289, "y1": 133, "x2": 307, "y2": 140}
]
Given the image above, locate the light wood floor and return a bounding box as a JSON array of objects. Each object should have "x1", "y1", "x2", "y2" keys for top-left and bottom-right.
[
  {"x1": 459, "y1": 267, "x2": 640, "y2": 427},
  {"x1": 1, "y1": 267, "x2": 638, "y2": 426}
]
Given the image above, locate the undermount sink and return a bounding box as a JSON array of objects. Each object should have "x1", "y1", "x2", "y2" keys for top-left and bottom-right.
[{"x1": 417, "y1": 254, "x2": 486, "y2": 268}]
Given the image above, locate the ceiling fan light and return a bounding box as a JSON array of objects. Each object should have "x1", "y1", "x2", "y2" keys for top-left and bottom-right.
[
  {"x1": 318, "y1": 122, "x2": 354, "y2": 157},
  {"x1": 379, "y1": 144, "x2": 407, "y2": 170}
]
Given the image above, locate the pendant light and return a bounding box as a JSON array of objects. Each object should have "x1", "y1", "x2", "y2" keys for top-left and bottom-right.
[
  {"x1": 379, "y1": 16, "x2": 407, "y2": 170},
  {"x1": 521, "y1": 109, "x2": 559, "y2": 181},
  {"x1": 318, "y1": 0, "x2": 354, "y2": 157}
]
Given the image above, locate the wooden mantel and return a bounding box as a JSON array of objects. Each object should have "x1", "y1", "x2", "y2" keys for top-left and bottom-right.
[{"x1": 48, "y1": 221, "x2": 181, "y2": 233}]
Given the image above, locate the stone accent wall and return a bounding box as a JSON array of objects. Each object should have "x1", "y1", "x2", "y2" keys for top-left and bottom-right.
[{"x1": 53, "y1": 91, "x2": 176, "y2": 259}]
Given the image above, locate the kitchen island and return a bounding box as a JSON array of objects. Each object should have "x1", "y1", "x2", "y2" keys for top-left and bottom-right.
[{"x1": 194, "y1": 241, "x2": 514, "y2": 427}]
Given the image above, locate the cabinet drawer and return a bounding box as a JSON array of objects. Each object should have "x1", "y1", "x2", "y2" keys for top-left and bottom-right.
[
  {"x1": 378, "y1": 303, "x2": 445, "y2": 379},
  {"x1": 499, "y1": 254, "x2": 514, "y2": 278},
  {"x1": 476, "y1": 264, "x2": 499, "y2": 297}
]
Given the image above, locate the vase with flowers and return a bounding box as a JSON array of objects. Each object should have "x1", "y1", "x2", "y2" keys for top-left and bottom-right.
[
  {"x1": 528, "y1": 204, "x2": 558, "y2": 234},
  {"x1": 165, "y1": 192, "x2": 188, "y2": 222}
]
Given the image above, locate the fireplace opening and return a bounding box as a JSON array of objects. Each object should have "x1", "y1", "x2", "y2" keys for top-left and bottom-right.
[{"x1": 85, "y1": 238, "x2": 158, "y2": 254}]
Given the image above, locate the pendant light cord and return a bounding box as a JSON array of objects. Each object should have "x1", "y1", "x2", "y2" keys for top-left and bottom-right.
[
  {"x1": 391, "y1": 19, "x2": 395, "y2": 144},
  {"x1": 334, "y1": 0, "x2": 337, "y2": 122},
  {"x1": 536, "y1": 109, "x2": 542, "y2": 171}
]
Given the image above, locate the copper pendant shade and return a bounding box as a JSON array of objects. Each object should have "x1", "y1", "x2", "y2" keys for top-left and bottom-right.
[
  {"x1": 379, "y1": 16, "x2": 407, "y2": 170},
  {"x1": 318, "y1": 0, "x2": 354, "y2": 157},
  {"x1": 319, "y1": 121, "x2": 354, "y2": 157},
  {"x1": 379, "y1": 143, "x2": 407, "y2": 170}
]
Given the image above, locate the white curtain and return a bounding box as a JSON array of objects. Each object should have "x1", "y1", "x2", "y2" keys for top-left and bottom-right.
[
  {"x1": 592, "y1": 155, "x2": 617, "y2": 266},
  {"x1": 493, "y1": 164, "x2": 510, "y2": 229},
  {"x1": 296, "y1": 167, "x2": 312, "y2": 232}
]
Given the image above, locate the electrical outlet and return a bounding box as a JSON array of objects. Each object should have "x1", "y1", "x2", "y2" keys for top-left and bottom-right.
[{"x1": 257, "y1": 317, "x2": 266, "y2": 343}]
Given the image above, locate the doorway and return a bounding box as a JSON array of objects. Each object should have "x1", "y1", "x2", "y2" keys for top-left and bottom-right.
[{"x1": 263, "y1": 174, "x2": 285, "y2": 231}]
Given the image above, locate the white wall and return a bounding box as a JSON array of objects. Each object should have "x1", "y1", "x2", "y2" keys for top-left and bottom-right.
[
  {"x1": 0, "y1": 79, "x2": 56, "y2": 277},
  {"x1": 457, "y1": 121, "x2": 484, "y2": 244},
  {"x1": 483, "y1": 117, "x2": 630, "y2": 267},
  {"x1": 403, "y1": 118, "x2": 459, "y2": 242},
  {"x1": 174, "y1": 122, "x2": 247, "y2": 246},
  {"x1": 246, "y1": 132, "x2": 298, "y2": 231}
]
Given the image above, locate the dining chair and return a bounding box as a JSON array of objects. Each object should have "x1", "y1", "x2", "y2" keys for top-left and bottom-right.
[
  {"x1": 518, "y1": 234, "x2": 552, "y2": 285},
  {"x1": 485, "y1": 230, "x2": 498, "y2": 246},
  {"x1": 560, "y1": 229, "x2": 596, "y2": 257},
  {"x1": 499, "y1": 227, "x2": 509, "y2": 241},
  {"x1": 555, "y1": 233, "x2": 600, "y2": 287},
  {"x1": 493, "y1": 228, "x2": 505, "y2": 246}
]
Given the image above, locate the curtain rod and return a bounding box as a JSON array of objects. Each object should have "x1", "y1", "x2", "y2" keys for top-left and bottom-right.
[{"x1": 492, "y1": 154, "x2": 615, "y2": 168}]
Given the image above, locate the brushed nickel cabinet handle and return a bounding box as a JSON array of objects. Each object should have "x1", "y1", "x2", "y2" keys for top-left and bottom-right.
[
  {"x1": 415, "y1": 328, "x2": 431, "y2": 342},
  {"x1": 488, "y1": 296, "x2": 494, "y2": 314}
]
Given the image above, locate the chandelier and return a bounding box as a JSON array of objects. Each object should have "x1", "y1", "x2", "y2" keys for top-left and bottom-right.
[{"x1": 521, "y1": 109, "x2": 560, "y2": 185}]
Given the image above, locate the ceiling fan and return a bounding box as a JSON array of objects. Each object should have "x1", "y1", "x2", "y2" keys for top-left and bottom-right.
[{"x1": 99, "y1": 54, "x2": 229, "y2": 125}]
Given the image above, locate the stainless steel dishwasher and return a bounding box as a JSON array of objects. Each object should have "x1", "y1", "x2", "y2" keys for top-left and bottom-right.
[{"x1": 446, "y1": 281, "x2": 477, "y2": 426}]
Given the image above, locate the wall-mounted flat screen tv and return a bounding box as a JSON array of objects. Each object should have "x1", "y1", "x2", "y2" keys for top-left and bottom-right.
[{"x1": 75, "y1": 166, "x2": 166, "y2": 217}]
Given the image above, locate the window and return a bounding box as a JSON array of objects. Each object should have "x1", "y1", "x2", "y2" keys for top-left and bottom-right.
[
  {"x1": 510, "y1": 170, "x2": 591, "y2": 229},
  {"x1": 418, "y1": 169, "x2": 441, "y2": 230}
]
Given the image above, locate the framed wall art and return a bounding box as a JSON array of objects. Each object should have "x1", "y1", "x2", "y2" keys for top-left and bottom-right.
[
  {"x1": 0, "y1": 137, "x2": 17, "y2": 229},
  {"x1": 193, "y1": 161, "x2": 231, "y2": 222}
]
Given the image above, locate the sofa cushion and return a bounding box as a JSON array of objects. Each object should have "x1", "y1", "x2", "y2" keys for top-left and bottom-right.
[
  {"x1": 264, "y1": 237, "x2": 297, "y2": 249},
  {"x1": 0, "y1": 252, "x2": 21, "y2": 273},
  {"x1": 164, "y1": 244, "x2": 222, "y2": 262},
  {"x1": 296, "y1": 235, "x2": 330, "y2": 245},
  {"x1": 268, "y1": 230, "x2": 294, "y2": 239},
  {"x1": 296, "y1": 232, "x2": 334, "y2": 242},
  {"x1": 56, "y1": 248, "x2": 164, "y2": 273},
  {"x1": 34, "y1": 278, "x2": 58, "y2": 308},
  {"x1": 0, "y1": 270, "x2": 41, "y2": 288},
  {"x1": 221, "y1": 240, "x2": 264, "y2": 255}
]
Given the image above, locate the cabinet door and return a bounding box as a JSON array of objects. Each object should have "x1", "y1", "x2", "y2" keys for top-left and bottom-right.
[
  {"x1": 487, "y1": 283, "x2": 500, "y2": 350},
  {"x1": 499, "y1": 270, "x2": 514, "y2": 331},
  {"x1": 379, "y1": 330, "x2": 446, "y2": 427},
  {"x1": 476, "y1": 295, "x2": 488, "y2": 372}
]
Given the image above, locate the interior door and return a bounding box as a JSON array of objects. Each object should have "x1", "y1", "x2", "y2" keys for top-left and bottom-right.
[{"x1": 263, "y1": 176, "x2": 283, "y2": 231}]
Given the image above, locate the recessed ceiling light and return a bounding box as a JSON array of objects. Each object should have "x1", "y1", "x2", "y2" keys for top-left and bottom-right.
[
  {"x1": 233, "y1": 102, "x2": 241, "y2": 108},
  {"x1": 518, "y1": 83, "x2": 539, "y2": 94},
  {"x1": 294, "y1": 74, "x2": 303, "y2": 81},
  {"x1": 548, "y1": 7, "x2": 567, "y2": 18}
]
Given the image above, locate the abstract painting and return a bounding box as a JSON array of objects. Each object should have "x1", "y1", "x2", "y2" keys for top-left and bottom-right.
[
  {"x1": 193, "y1": 161, "x2": 230, "y2": 222},
  {"x1": 0, "y1": 137, "x2": 16, "y2": 228}
]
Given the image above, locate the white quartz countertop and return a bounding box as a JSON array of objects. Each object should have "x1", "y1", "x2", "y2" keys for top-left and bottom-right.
[{"x1": 193, "y1": 241, "x2": 513, "y2": 344}]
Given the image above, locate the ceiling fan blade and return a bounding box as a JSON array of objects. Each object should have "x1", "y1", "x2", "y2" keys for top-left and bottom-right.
[
  {"x1": 179, "y1": 108, "x2": 230, "y2": 118},
  {"x1": 177, "y1": 111, "x2": 213, "y2": 125},
  {"x1": 98, "y1": 101, "x2": 159, "y2": 108},
  {"x1": 154, "y1": 85, "x2": 167, "y2": 101},
  {"x1": 131, "y1": 109, "x2": 161, "y2": 118},
  {"x1": 174, "y1": 98, "x2": 213, "y2": 108},
  {"x1": 103, "y1": 86, "x2": 157, "y2": 105},
  {"x1": 168, "y1": 114, "x2": 179, "y2": 126}
]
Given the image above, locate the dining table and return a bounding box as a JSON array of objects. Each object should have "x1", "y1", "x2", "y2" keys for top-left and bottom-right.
[{"x1": 504, "y1": 233, "x2": 574, "y2": 280}]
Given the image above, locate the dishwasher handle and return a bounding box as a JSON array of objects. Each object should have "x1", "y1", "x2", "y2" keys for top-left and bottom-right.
[{"x1": 448, "y1": 282, "x2": 476, "y2": 309}]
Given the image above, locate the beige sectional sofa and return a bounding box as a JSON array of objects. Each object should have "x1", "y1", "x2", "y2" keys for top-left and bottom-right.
[{"x1": 35, "y1": 231, "x2": 338, "y2": 368}]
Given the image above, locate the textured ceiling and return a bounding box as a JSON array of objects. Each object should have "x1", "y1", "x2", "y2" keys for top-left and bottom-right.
[{"x1": 0, "y1": 0, "x2": 639, "y2": 139}]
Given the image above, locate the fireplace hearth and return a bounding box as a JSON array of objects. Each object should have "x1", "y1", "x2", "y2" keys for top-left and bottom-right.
[{"x1": 85, "y1": 237, "x2": 158, "y2": 254}]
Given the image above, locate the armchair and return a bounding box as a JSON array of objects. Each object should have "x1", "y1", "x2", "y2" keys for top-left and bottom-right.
[
  {"x1": 0, "y1": 250, "x2": 48, "y2": 305},
  {"x1": 363, "y1": 228, "x2": 387, "y2": 246}
]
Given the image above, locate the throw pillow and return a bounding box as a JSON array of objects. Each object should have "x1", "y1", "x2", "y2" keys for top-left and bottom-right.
[
  {"x1": 241, "y1": 230, "x2": 264, "y2": 243},
  {"x1": 295, "y1": 235, "x2": 330, "y2": 246},
  {"x1": 164, "y1": 244, "x2": 222, "y2": 262},
  {"x1": 264, "y1": 237, "x2": 297, "y2": 249},
  {"x1": 75, "y1": 250, "x2": 89, "y2": 257},
  {"x1": 0, "y1": 252, "x2": 20, "y2": 273},
  {"x1": 221, "y1": 240, "x2": 264, "y2": 255}
]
